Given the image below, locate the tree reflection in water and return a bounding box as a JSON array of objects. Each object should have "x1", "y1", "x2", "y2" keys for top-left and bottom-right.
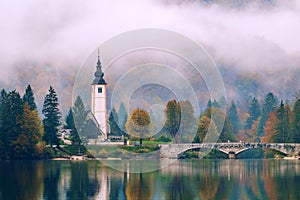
[{"x1": 0, "y1": 159, "x2": 300, "y2": 199}]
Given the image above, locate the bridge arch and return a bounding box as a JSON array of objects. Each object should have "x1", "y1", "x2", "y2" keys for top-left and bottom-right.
[
  {"x1": 177, "y1": 146, "x2": 229, "y2": 158},
  {"x1": 235, "y1": 147, "x2": 288, "y2": 156}
]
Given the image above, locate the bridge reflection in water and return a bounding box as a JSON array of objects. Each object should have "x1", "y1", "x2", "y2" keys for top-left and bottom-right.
[
  {"x1": 160, "y1": 143, "x2": 300, "y2": 159},
  {"x1": 1, "y1": 160, "x2": 300, "y2": 200}
]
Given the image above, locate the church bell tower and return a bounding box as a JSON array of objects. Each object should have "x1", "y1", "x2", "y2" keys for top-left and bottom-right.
[{"x1": 91, "y1": 50, "x2": 107, "y2": 136}]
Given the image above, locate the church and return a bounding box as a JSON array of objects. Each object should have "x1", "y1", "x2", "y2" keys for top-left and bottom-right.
[{"x1": 90, "y1": 52, "x2": 108, "y2": 140}]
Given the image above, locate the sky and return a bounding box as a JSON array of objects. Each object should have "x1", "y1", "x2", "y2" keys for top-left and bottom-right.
[
  {"x1": 0, "y1": 0, "x2": 300, "y2": 111},
  {"x1": 1, "y1": 0, "x2": 300, "y2": 72}
]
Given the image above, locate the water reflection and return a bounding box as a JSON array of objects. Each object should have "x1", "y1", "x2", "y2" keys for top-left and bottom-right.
[{"x1": 0, "y1": 159, "x2": 300, "y2": 200}]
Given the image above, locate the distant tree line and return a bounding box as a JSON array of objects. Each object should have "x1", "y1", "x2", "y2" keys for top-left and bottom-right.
[
  {"x1": 108, "y1": 92, "x2": 300, "y2": 145},
  {"x1": 2, "y1": 84, "x2": 300, "y2": 160}
]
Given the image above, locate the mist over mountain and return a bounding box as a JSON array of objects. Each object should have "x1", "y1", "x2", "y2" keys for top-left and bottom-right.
[{"x1": 1, "y1": 0, "x2": 299, "y2": 116}]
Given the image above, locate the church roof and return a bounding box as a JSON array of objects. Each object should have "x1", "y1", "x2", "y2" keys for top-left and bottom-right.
[{"x1": 92, "y1": 51, "x2": 107, "y2": 85}]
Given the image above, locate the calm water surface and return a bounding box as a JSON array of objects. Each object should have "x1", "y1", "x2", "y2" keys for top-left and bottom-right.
[{"x1": 0, "y1": 159, "x2": 299, "y2": 200}]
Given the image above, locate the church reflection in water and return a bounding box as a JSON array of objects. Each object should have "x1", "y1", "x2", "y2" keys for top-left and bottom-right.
[{"x1": 0, "y1": 159, "x2": 300, "y2": 200}]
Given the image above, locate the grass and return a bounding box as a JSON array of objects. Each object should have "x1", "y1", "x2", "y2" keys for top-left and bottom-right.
[
  {"x1": 129, "y1": 140, "x2": 171, "y2": 145},
  {"x1": 119, "y1": 145, "x2": 160, "y2": 153}
]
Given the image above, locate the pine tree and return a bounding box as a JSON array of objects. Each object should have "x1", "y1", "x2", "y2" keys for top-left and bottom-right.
[
  {"x1": 0, "y1": 89, "x2": 7, "y2": 158},
  {"x1": 207, "y1": 100, "x2": 212, "y2": 108},
  {"x1": 22, "y1": 84, "x2": 37, "y2": 110},
  {"x1": 73, "y1": 96, "x2": 87, "y2": 136},
  {"x1": 293, "y1": 99, "x2": 300, "y2": 142},
  {"x1": 258, "y1": 92, "x2": 278, "y2": 136},
  {"x1": 42, "y1": 86, "x2": 61, "y2": 147},
  {"x1": 219, "y1": 118, "x2": 237, "y2": 142},
  {"x1": 0, "y1": 89, "x2": 7, "y2": 149},
  {"x1": 212, "y1": 99, "x2": 220, "y2": 108},
  {"x1": 64, "y1": 108, "x2": 81, "y2": 145},
  {"x1": 108, "y1": 107, "x2": 122, "y2": 136},
  {"x1": 285, "y1": 103, "x2": 294, "y2": 142},
  {"x1": 228, "y1": 101, "x2": 240, "y2": 135},
  {"x1": 275, "y1": 101, "x2": 288, "y2": 142},
  {"x1": 118, "y1": 102, "x2": 128, "y2": 133},
  {"x1": 219, "y1": 96, "x2": 227, "y2": 109},
  {"x1": 245, "y1": 97, "x2": 261, "y2": 130},
  {"x1": 0, "y1": 90, "x2": 23, "y2": 158}
]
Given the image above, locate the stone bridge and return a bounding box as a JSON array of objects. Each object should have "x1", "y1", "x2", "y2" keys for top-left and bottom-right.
[{"x1": 159, "y1": 143, "x2": 300, "y2": 159}]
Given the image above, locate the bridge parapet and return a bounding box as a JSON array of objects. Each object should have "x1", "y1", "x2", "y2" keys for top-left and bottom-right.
[{"x1": 160, "y1": 143, "x2": 300, "y2": 159}]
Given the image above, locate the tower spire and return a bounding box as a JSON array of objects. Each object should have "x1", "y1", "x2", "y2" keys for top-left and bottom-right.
[
  {"x1": 97, "y1": 49, "x2": 100, "y2": 65},
  {"x1": 92, "y1": 49, "x2": 107, "y2": 85}
]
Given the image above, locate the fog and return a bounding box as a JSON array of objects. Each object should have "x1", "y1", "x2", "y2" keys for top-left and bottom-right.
[{"x1": 0, "y1": 0, "x2": 300, "y2": 112}]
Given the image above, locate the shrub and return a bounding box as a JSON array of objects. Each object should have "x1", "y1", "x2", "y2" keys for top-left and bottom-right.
[{"x1": 157, "y1": 135, "x2": 172, "y2": 142}]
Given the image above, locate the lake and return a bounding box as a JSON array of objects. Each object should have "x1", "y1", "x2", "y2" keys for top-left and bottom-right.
[{"x1": 0, "y1": 159, "x2": 299, "y2": 200}]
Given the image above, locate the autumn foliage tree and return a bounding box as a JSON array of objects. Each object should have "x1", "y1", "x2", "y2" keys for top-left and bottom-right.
[
  {"x1": 14, "y1": 103, "x2": 43, "y2": 158},
  {"x1": 262, "y1": 101, "x2": 294, "y2": 143},
  {"x1": 126, "y1": 108, "x2": 152, "y2": 146},
  {"x1": 178, "y1": 100, "x2": 197, "y2": 142},
  {"x1": 193, "y1": 115, "x2": 218, "y2": 143},
  {"x1": 263, "y1": 111, "x2": 279, "y2": 143},
  {"x1": 258, "y1": 92, "x2": 278, "y2": 136},
  {"x1": 164, "y1": 100, "x2": 181, "y2": 143}
]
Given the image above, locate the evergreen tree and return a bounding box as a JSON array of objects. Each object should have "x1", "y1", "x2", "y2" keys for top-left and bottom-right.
[
  {"x1": 0, "y1": 89, "x2": 7, "y2": 149},
  {"x1": 0, "y1": 90, "x2": 23, "y2": 158},
  {"x1": 22, "y1": 84, "x2": 37, "y2": 110},
  {"x1": 64, "y1": 96, "x2": 87, "y2": 145},
  {"x1": 212, "y1": 99, "x2": 220, "y2": 108},
  {"x1": 262, "y1": 101, "x2": 293, "y2": 143},
  {"x1": 293, "y1": 99, "x2": 300, "y2": 142},
  {"x1": 219, "y1": 118, "x2": 237, "y2": 142},
  {"x1": 108, "y1": 107, "x2": 122, "y2": 136},
  {"x1": 285, "y1": 103, "x2": 294, "y2": 142},
  {"x1": 245, "y1": 97, "x2": 261, "y2": 130},
  {"x1": 275, "y1": 101, "x2": 287, "y2": 142},
  {"x1": 42, "y1": 86, "x2": 61, "y2": 147},
  {"x1": 207, "y1": 100, "x2": 212, "y2": 108},
  {"x1": 219, "y1": 96, "x2": 227, "y2": 109},
  {"x1": 73, "y1": 96, "x2": 87, "y2": 137},
  {"x1": 118, "y1": 102, "x2": 128, "y2": 133},
  {"x1": 64, "y1": 108, "x2": 81, "y2": 145},
  {"x1": 228, "y1": 101, "x2": 240, "y2": 135},
  {"x1": 258, "y1": 92, "x2": 278, "y2": 136},
  {"x1": 164, "y1": 100, "x2": 181, "y2": 143}
]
